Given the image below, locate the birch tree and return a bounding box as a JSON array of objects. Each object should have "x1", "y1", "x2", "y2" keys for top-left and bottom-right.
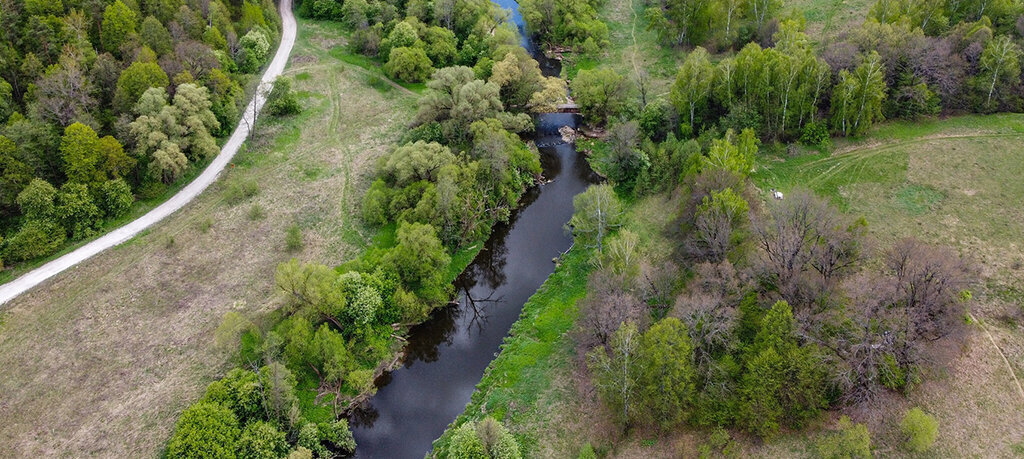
[
  {"x1": 670, "y1": 47, "x2": 715, "y2": 129},
  {"x1": 588, "y1": 321, "x2": 642, "y2": 426},
  {"x1": 567, "y1": 184, "x2": 623, "y2": 253},
  {"x1": 976, "y1": 35, "x2": 1020, "y2": 110}
]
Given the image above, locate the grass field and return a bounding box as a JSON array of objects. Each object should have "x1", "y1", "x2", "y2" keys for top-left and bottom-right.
[
  {"x1": 0, "y1": 19, "x2": 417, "y2": 457},
  {"x1": 785, "y1": 0, "x2": 875, "y2": 42}
]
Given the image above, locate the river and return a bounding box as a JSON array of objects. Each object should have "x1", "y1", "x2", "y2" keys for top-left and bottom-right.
[{"x1": 348, "y1": 7, "x2": 596, "y2": 457}]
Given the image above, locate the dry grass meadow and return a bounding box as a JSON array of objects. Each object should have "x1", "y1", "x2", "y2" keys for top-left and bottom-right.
[{"x1": 0, "y1": 20, "x2": 415, "y2": 457}]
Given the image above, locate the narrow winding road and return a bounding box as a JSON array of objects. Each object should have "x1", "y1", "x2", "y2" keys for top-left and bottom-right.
[{"x1": 0, "y1": 0, "x2": 297, "y2": 306}]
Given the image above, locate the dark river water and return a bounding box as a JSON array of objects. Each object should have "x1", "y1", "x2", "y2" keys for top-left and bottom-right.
[{"x1": 348, "y1": 9, "x2": 596, "y2": 455}]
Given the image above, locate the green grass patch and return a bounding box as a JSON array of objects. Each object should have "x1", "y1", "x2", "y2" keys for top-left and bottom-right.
[
  {"x1": 891, "y1": 184, "x2": 944, "y2": 215},
  {"x1": 432, "y1": 246, "x2": 595, "y2": 454}
]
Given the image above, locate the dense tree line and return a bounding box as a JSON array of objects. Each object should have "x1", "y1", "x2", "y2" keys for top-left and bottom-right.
[
  {"x1": 171, "y1": 1, "x2": 568, "y2": 456},
  {"x1": 0, "y1": 0, "x2": 281, "y2": 266},
  {"x1": 564, "y1": 0, "x2": 1024, "y2": 146},
  {"x1": 297, "y1": 0, "x2": 573, "y2": 86},
  {"x1": 519, "y1": 0, "x2": 610, "y2": 52}
]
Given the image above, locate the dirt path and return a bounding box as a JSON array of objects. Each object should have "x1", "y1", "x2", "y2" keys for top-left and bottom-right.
[
  {"x1": 0, "y1": 0, "x2": 298, "y2": 306},
  {"x1": 970, "y1": 313, "x2": 1024, "y2": 402}
]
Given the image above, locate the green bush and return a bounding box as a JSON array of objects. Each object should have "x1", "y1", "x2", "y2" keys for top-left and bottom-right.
[
  {"x1": 900, "y1": 407, "x2": 938, "y2": 452},
  {"x1": 166, "y1": 402, "x2": 241, "y2": 459},
  {"x1": 800, "y1": 121, "x2": 832, "y2": 149},
  {"x1": 3, "y1": 219, "x2": 65, "y2": 262},
  {"x1": 815, "y1": 416, "x2": 871, "y2": 459},
  {"x1": 267, "y1": 78, "x2": 301, "y2": 116},
  {"x1": 225, "y1": 177, "x2": 259, "y2": 205},
  {"x1": 99, "y1": 178, "x2": 134, "y2": 219},
  {"x1": 578, "y1": 443, "x2": 597, "y2": 459},
  {"x1": 285, "y1": 224, "x2": 303, "y2": 251},
  {"x1": 237, "y1": 421, "x2": 289, "y2": 459},
  {"x1": 248, "y1": 203, "x2": 265, "y2": 220}
]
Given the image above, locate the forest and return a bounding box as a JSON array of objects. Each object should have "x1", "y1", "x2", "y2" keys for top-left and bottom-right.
[{"x1": 0, "y1": 0, "x2": 283, "y2": 267}]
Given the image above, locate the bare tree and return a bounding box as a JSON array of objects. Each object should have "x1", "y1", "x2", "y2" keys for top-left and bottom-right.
[
  {"x1": 32, "y1": 60, "x2": 96, "y2": 127},
  {"x1": 576, "y1": 269, "x2": 647, "y2": 350},
  {"x1": 885, "y1": 238, "x2": 972, "y2": 340},
  {"x1": 752, "y1": 190, "x2": 864, "y2": 310}
]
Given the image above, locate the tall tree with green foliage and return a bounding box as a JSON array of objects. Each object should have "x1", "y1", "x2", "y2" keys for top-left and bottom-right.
[
  {"x1": 636, "y1": 317, "x2": 697, "y2": 430},
  {"x1": 588, "y1": 322, "x2": 642, "y2": 426},
  {"x1": 101, "y1": 1, "x2": 138, "y2": 55},
  {"x1": 59, "y1": 123, "x2": 103, "y2": 186},
  {"x1": 831, "y1": 52, "x2": 887, "y2": 136},
  {"x1": 568, "y1": 184, "x2": 623, "y2": 253},
  {"x1": 975, "y1": 35, "x2": 1021, "y2": 110},
  {"x1": 166, "y1": 401, "x2": 241, "y2": 459},
  {"x1": 570, "y1": 67, "x2": 629, "y2": 126},
  {"x1": 670, "y1": 47, "x2": 715, "y2": 129},
  {"x1": 737, "y1": 300, "x2": 829, "y2": 438}
]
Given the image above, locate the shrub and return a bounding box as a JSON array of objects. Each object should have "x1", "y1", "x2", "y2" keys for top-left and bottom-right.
[
  {"x1": 578, "y1": 443, "x2": 596, "y2": 459},
  {"x1": 3, "y1": 220, "x2": 65, "y2": 262},
  {"x1": 267, "y1": 78, "x2": 301, "y2": 116},
  {"x1": 237, "y1": 421, "x2": 289, "y2": 459},
  {"x1": 225, "y1": 178, "x2": 259, "y2": 205},
  {"x1": 99, "y1": 178, "x2": 134, "y2": 219},
  {"x1": 815, "y1": 416, "x2": 871, "y2": 459},
  {"x1": 285, "y1": 224, "x2": 303, "y2": 251},
  {"x1": 900, "y1": 407, "x2": 938, "y2": 452},
  {"x1": 248, "y1": 203, "x2": 265, "y2": 220},
  {"x1": 166, "y1": 402, "x2": 241, "y2": 459},
  {"x1": 800, "y1": 121, "x2": 831, "y2": 149}
]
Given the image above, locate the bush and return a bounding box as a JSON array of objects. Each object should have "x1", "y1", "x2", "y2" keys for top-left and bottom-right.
[
  {"x1": 267, "y1": 78, "x2": 301, "y2": 116},
  {"x1": 166, "y1": 402, "x2": 241, "y2": 459},
  {"x1": 285, "y1": 224, "x2": 303, "y2": 251},
  {"x1": 225, "y1": 177, "x2": 259, "y2": 205},
  {"x1": 3, "y1": 220, "x2": 65, "y2": 262},
  {"x1": 248, "y1": 203, "x2": 265, "y2": 220},
  {"x1": 99, "y1": 178, "x2": 134, "y2": 219},
  {"x1": 800, "y1": 121, "x2": 831, "y2": 149},
  {"x1": 384, "y1": 47, "x2": 433, "y2": 83},
  {"x1": 237, "y1": 421, "x2": 289, "y2": 459},
  {"x1": 578, "y1": 442, "x2": 597, "y2": 459},
  {"x1": 900, "y1": 407, "x2": 938, "y2": 452},
  {"x1": 815, "y1": 416, "x2": 871, "y2": 459}
]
